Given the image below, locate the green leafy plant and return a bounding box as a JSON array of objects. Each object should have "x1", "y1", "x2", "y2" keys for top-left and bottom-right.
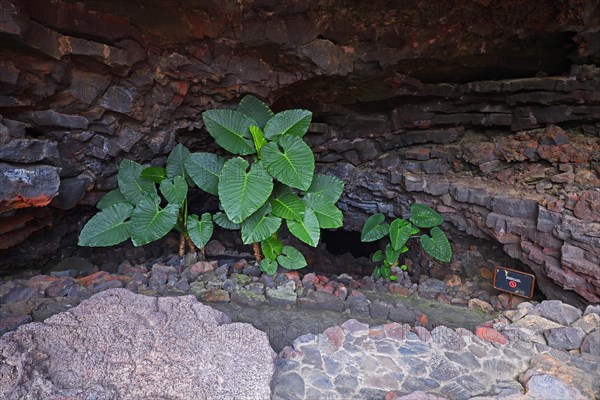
[
  {"x1": 361, "y1": 204, "x2": 452, "y2": 281},
  {"x1": 79, "y1": 96, "x2": 345, "y2": 274},
  {"x1": 79, "y1": 147, "x2": 214, "y2": 257},
  {"x1": 200, "y1": 96, "x2": 344, "y2": 274}
]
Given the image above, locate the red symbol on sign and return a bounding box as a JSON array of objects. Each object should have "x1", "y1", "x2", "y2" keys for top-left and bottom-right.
[{"x1": 508, "y1": 281, "x2": 517, "y2": 288}]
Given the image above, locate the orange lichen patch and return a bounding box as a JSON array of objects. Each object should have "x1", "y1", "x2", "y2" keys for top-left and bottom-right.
[
  {"x1": 76, "y1": 271, "x2": 131, "y2": 287},
  {"x1": 75, "y1": 271, "x2": 108, "y2": 286},
  {"x1": 416, "y1": 313, "x2": 429, "y2": 327},
  {"x1": 0, "y1": 194, "x2": 55, "y2": 212},
  {"x1": 475, "y1": 326, "x2": 509, "y2": 345}
]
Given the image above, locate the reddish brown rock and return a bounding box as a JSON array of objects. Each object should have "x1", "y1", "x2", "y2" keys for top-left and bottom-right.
[
  {"x1": 539, "y1": 125, "x2": 570, "y2": 145},
  {"x1": 323, "y1": 325, "x2": 345, "y2": 348},
  {"x1": 388, "y1": 283, "x2": 410, "y2": 296},
  {"x1": 573, "y1": 190, "x2": 600, "y2": 222},
  {"x1": 202, "y1": 289, "x2": 230, "y2": 303},
  {"x1": 497, "y1": 293, "x2": 526, "y2": 309},
  {"x1": 475, "y1": 326, "x2": 509, "y2": 345},
  {"x1": 190, "y1": 260, "x2": 218, "y2": 276}
]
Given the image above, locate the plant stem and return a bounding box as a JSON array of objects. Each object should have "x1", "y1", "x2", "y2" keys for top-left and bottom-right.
[
  {"x1": 183, "y1": 197, "x2": 188, "y2": 227},
  {"x1": 252, "y1": 242, "x2": 263, "y2": 262},
  {"x1": 179, "y1": 233, "x2": 185, "y2": 257},
  {"x1": 185, "y1": 236, "x2": 196, "y2": 254}
]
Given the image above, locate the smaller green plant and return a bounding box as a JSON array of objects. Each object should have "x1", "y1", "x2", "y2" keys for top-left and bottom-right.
[
  {"x1": 360, "y1": 204, "x2": 452, "y2": 281},
  {"x1": 78, "y1": 147, "x2": 214, "y2": 257}
]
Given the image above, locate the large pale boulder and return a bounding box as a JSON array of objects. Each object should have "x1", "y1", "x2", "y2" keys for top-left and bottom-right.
[{"x1": 0, "y1": 288, "x2": 276, "y2": 399}]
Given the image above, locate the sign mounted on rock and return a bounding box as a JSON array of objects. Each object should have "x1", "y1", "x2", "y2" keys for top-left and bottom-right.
[{"x1": 493, "y1": 266, "x2": 535, "y2": 299}]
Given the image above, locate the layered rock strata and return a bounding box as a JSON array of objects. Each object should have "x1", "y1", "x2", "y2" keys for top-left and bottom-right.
[{"x1": 0, "y1": 0, "x2": 599, "y2": 305}]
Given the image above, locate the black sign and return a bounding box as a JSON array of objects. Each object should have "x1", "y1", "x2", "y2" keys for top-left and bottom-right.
[{"x1": 493, "y1": 266, "x2": 535, "y2": 298}]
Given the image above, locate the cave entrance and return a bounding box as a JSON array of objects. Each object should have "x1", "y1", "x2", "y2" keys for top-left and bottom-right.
[{"x1": 320, "y1": 229, "x2": 379, "y2": 258}]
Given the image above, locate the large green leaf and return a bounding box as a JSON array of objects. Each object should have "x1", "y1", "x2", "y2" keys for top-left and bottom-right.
[
  {"x1": 118, "y1": 159, "x2": 157, "y2": 204},
  {"x1": 306, "y1": 174, "x2": 344, "y2": 203},
  {"x1": 389, "y1": 218, "x2": 414, "y2": 251},
  {"x1": 97, "y1": 189, "x2": 127, "y2": 210},
  {"x1": 166, "y1": 144, "x2": 191, "y2": 179},
  {"x1": 184, "y1": 152, "x2": 226, "y2": 195},
  {"x1": 237, "y1": 95, "x2": 274, "y2": 129},
  {"x1": 361, "y1": 213, "x2": 389, "y2": 242},
  {"x1": 410, "y1": 203, "x2": 443, "y2": 228},
  {"x1": 270, "y1": 187, "x2": 305, "y2": 221},
  {"x1": 141, "y1": 167, "x2": 167, "y2": 183},
  {"x1": 287, "y1": 208, "x2": 320, "y2": 247},
  {"x1": 240, "y1": 204, "x2": 282, "y2": 244},
  {"x1": 262, "y1": 135, "x2": 314, "y2": 190},
  {"x1": 213, "y1": 211, "x2": 240, "y2": 230},
  {"x1": 420, "y1": 227, "x2": 452, "y2": 262},
  {"x1": 277, "y1": 246, "x2": 307, "y2": 270},
  {"x1": 250, "y1": 125, "x2": 267, "y2": 156},
  {"x1": 187, "y1": 213, "x2": 213, "y2": 249},
  {"x1": 260, "y1": 259, "x2": 278, "y2": 275},
  {"x1": 130, "y1": 196, "x2": 179, "y2": 246},
  {"x1": 218, "y1": 158, "x2": 273, "y2": 224},
  {"x1": 160, "y1": 176, "x2": 188, "y2": 205},
  {"x1": 79, "y1": 203, "x2": 133, "y2": 246},
  {"x1": 263, "y1": 109, "x2": 312, "y2": 140},
  {"x1": 202, "y1": 109, "x2": 256, "y2": 155},
  {"x1": 261, "y1": 235, "x2": 283, "y2": 261},
  {"x1": 303, "y1": 193, "x2": 343, "y2": 228}
]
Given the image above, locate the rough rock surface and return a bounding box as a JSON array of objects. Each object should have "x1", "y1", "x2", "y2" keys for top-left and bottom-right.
[
  {"x1": 272, "y1": 308, "x2": 600, "y2": 400},
  {"x1": 0, "y1": 0, "x2": 599, "y2": 307},
  {"x1": 271, "y1": 297, "x2": 600, "y2": 399},
  {"x1": 0, "y1": 288, "x2": 275, "y2": 400}
]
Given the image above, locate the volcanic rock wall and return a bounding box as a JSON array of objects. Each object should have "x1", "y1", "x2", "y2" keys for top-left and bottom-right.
[{"x1": 0, "y1": 0, "x2": 598, "y2": 306}]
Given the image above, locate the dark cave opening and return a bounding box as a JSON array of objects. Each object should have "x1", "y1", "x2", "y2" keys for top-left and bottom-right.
[{"x1": 320, "y1": 229, "x2": 380, "y2": 259}]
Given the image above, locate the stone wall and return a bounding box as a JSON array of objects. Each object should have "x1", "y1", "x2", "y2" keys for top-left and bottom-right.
[{"x1": 0, "y1": 0, "x2": 598, "y2": 306}]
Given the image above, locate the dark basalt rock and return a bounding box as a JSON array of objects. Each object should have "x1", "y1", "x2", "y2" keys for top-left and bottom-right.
[
  {"x1": 0, "y1": 0, "x2": 599, "y2": 307},
  {"x1": 0, "y1": 163, "x2": 60, "y2": 212}
]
